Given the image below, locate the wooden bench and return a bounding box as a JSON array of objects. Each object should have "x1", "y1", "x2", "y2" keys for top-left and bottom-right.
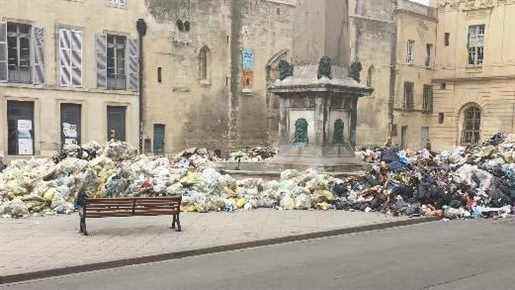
[{"x1": 76, "y1": 193, "x2": 182, "y2": 236}]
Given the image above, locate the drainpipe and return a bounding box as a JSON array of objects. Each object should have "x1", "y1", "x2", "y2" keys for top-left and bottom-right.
[{"x1": 136, "y1": 18, "x2": 147, "y2": 153}]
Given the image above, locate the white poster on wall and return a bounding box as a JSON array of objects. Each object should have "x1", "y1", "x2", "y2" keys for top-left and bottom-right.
[
  {"x1": 17, "y1": 120, "x2": 32, "y2": 133},
  {"x1": 17, "y1": 120, "x2": 34, "y2": 155},
  {"x1": 18, "y1": 139, "x2": 33, "y2": 155},
  {"x1": 62, "y1": 123, "x2": 78, "y2": 138}
]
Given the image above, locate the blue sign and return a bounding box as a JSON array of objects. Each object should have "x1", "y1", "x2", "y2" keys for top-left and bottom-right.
[{"x1": 242, "y1": 48, "x2": 255, "y2": 70}]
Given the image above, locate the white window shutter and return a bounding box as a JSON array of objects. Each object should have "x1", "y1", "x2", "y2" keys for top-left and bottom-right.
[
  {"x1": 32, "y1": 26, "x2": 46, "y2": 85},
  {"x1": 0, "y1": 22, "x2": 7, "y2": 82},
  {"x1": 59, "y1": 29, "x2": 71, "y2": 86},
  {"x1": 71, "y1": 30, "x2": 83, "y2": 87},
  {"x1": 95, "y1": 33, "x2": 107, "y2": 89},
  {"x1": 119, "y1": 0, "x2": 127, "y2": 8},
  {"x1": 127, "y1": 38, "x2": 139, "y2": 91}
]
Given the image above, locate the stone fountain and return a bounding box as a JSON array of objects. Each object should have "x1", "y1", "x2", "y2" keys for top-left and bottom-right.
[{"x1": 266, "y1": 57, "x2": 373, "y2": 172}]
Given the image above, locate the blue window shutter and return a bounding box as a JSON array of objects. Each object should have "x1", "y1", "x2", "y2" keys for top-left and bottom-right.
[
  {"x1": 96, "y1": 33, "x2": 107, "y2": 89},
  {"x1": 32, "y1": 26, "x2": 45, "y2": 85},
  {"x1": 126, "y1": 38, "x2": 139, "y2": 91},
  {"x1": 59, "y1": 29, "x2": 71, "y2": 86},
  {"x1": 71, "y1": 30, "x2": 83, "y2": 87},
  {"x1": 0, "y1": 22, "x2": 7, "y2": 82}
]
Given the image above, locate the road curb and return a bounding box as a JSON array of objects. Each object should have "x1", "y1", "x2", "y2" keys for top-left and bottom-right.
[{"x1": 0, "y1": 216, "x2": 439, "y2": 285}]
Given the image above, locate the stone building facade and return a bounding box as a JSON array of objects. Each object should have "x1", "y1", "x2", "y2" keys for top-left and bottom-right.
[
  {"x1": 391, "y1": 0, "x2": 437, "y2": 149},
  {"x1": 347, "y1": 0, "x2": 438, "y2": 149},
  {"x1": 4, "y1": 0, "x2": 513, "y2": 157},
  {"x1": 0, "y1": 0, "x2": 142, "y2": 158},
  {"x1": 430, "y1": 0, "x2": 515, "y2": 151},
  {"x1": 142, "y1": 0, "x2": 296, "y2": 155},
  {"x1": 348, "y1": 0, "x2": 396, "y2": 146}
]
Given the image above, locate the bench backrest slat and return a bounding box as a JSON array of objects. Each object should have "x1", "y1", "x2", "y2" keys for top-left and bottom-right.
[{"x1": 84, "y1": 196, "x2": 181, "y2": 218}]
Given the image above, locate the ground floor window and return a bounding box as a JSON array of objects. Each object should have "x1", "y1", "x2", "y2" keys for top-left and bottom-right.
[
  {"x1": 421, "y1": 127, "x2": 429, "y2": 148},
  {"x1": 7, "y1": 100, "x2": 34, "y2": 155},
  {"x1": 153, "y1": 124, "x2": 165, "y2": 154},
  {"x1": 461, "y1": 106, "x2": 481, "y2": 145},
  {"x1": 107, "y1": 106, "x2": 126, "y2": 141},
  {"x1": 401, "y1": 125, "x2": 408, "y2": 149},
  {"x1": 61, "y1": 103, "x2": 81, "y2": 146}
]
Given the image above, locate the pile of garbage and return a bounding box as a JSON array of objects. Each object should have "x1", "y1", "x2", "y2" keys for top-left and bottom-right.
[
  {"x1": 355, "y1": 132, "x2": 515, "y2": 219},
  {"x1": 1, "y1": 133, "x2": 514, "y2": 219},
  {"x1": 228, "y1": 146, "x2": 277, "y2": 162}
]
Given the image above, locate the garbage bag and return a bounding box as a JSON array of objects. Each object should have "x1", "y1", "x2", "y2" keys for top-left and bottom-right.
[{"x1": 294, "y1": 193, "x2": 312, "y2": 210}]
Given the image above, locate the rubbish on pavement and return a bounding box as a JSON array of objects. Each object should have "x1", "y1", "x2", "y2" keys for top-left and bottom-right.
[{"x1": 0, "y1": 132, "x2": 514, "y2": 220}]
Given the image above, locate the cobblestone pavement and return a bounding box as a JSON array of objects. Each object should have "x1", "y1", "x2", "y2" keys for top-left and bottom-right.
[{"x1": 0, "y1": 210, "x2": 409, "y2": 277}]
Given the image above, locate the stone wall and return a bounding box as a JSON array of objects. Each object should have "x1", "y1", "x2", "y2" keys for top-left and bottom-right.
[
  {"x1": 349, "y1": 0, "x2": 395, "y2": 146},
  {"x1": 143, "y1": 0, "x2": 296, "y2": 155}
]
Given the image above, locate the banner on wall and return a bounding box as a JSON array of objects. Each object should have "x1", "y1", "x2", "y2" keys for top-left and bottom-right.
[{"x1": 17, "y1": 120, "x2": 33, "y2": 155}]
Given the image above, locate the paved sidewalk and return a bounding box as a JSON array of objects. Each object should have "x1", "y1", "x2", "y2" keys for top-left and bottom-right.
[{"x1": 0, "y1": 210, "x2": 416, "y2": 279}]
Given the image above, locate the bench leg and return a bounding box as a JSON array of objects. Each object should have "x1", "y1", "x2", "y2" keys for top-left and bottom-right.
[
  {"x1": 175, "y1": 214, "x2": 181, "y2": 232},
  {"x1": 171, "y1": 214, "x2": 177, "y2": 230},
  {"x1": 79, "y1": 218, "x2": 84, "y2": 233},
  {"x1": 80, "y1": 215, "x2": 88, "y2": 236}
]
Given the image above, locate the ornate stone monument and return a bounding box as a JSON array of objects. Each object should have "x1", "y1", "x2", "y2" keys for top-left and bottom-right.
[{"x1": 267, "y1": 57, "x2": 373, "y2": 172}]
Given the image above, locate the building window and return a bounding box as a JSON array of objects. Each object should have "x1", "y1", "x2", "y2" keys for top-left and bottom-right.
[
  {"x1": 440, "y1": 82, "x2": 447, "y2": 90},
  {"x1": 7, "y1": 22, "x2": 32, "y2": 83},
  {"x1": 153, "y1": 124, "x2": 165, "y2": 154},
  {"x1": 444, "y1": 33, "x2": 450, "y2": 46},
  {"x1": 421, "y1": 127, "x2": 430, "y2": 148},
  {"x1": 423, "y1": 85, "x2": 433, "y2": 113},
  {"x1": 391, "y1": 124, "x2": 398, "y2": 137},
  {"x1": 108, "y1": 0, "x2": 127, "y2": 8},
  {"x1": 426, "y1": 44, "x2": 433, "y2": 67},
  {"x1": 406, "y1": 39, "x2": 415, "y2": 64},
  {"x1": 7, "y1": 100, "x2": 34, "y2": 155},
  {"x1": 157, "y1": 67, "x2": 162, "y2": 83},
  {"x1": 107, "y1": 34, "x2": 127, "y2": 90},
  {"x1": 461, "y1": 106, "x2": 481, "y2": 145},
  {"x1": 403, "y1": 82, "x2": 414, "y2": 111},
  {"x1": 468, "y1": 25, "x2": 485, "y2": 66},
  {"x1": 367, "y1": 65, "x2": 374, "y2": 87},
  {"x1": 58, "y1": 28, "x2": 83, "y2": 87},
  {"x1": 61, "y1": 103, "x2": 81, "y2": 146},
  {"x1": 401, "y1": 126, "x2": 408, "y2": 149},
  {"x1": 355, "y1": 0, "x2": 365, "y2": 15},
  {"x1": 107, "y1": 106, "x2": 126, "y2": 141},
  {"x1": 199, "y1": 46, "x2": 209, "y2": 81},
  {"x1": 438, "y1": 113, "x2": 445, "y2": 124}
]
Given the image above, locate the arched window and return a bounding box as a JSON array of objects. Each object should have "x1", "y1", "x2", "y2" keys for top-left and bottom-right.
[
  {"x1": 333, "y1": 119, "x2": 345, "y2": 144},
  {"x1": 461, "y1": 106, "x2": 481, "y2": 145},
  {"x1": 294, "y1": 118, "x2": 309, "y2": 144},
  {"x1": 199, "y1": 46, "x2": 210, "y2": 81},
  {"x1": 367, "y1": 65, "x2": 374, "y2": 87}
]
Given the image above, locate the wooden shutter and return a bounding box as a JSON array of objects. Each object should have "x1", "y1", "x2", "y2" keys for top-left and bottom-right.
[
  {"x1": 59, "y1": 29, "x2": 71, "y2": 86},
  {"x1": 71, "y1": 30, "x2": 82, "y2": 87},
  {"x1": 0, "y1": 22, "x2": 7, "y2": 82},
  {"x1": 127, "y1": 38, "x2": 139, "y2": 91},
  {"x1": 95, "y1": 33, "x2": 107, "y2": 89},
  {"x1": 32, "y1": 26, "x2": 45, "y2": 85}
]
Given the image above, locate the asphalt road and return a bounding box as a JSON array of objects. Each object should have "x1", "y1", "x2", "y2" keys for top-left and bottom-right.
[{"x1": 2, "y1": 218, "x2": 515, "y2": 290}]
